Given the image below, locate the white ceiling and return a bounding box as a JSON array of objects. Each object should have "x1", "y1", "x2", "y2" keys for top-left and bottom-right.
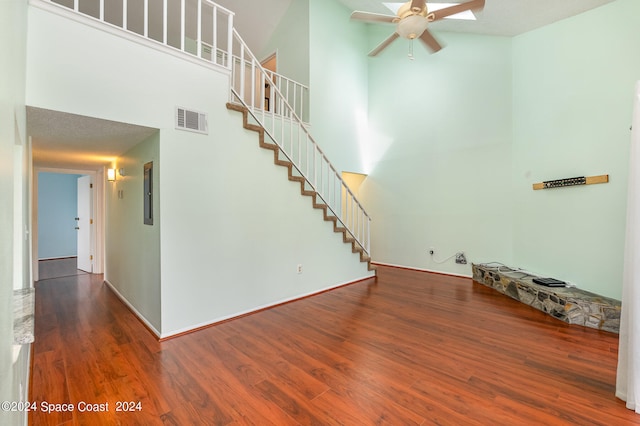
[
  {"x1": 219, "y1": 0, "x2": 617, "y2": 54},
  {"x1": 29, "y1": 0, "x2": 617, "y2": 171}
]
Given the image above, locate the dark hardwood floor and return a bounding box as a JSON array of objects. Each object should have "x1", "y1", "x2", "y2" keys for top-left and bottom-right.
[
  {"x1": 37, "y1": 257, "x2": 88, "y2": 281},
  {"x1": 30, "y1": 265, "x2": 639, "y2": 425}
]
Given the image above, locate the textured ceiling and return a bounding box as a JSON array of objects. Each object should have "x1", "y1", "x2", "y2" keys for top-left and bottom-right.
[{"x1": 29, "y1": 107, "x2": 157, "y2": 170}]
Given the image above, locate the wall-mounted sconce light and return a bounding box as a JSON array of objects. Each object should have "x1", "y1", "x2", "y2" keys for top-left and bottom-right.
[
  {"x1": 118, "y1": 168, "x2": 126, "y2": 177},
  {"x1": 107, "y1": 168, "x2": 116, "y2": 182}
]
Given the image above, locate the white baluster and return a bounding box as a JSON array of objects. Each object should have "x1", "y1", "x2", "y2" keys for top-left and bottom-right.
[
  {"x1": 212, "y1": 6, "x2": 217, "y2": 63},
  {"x1": 239, "y1": 44, "x2": 245, "y2": 102},
  {"x1": 227, "y1": 14, "x2": 233, "y2": 69},
  {"x1": 163, "y1": 0, "x2": 167, "y2": 45},
  {"x1": 144, "y1": 0, "x2": 148, "y2": 37},
  {"x1": 197, "y1": 0, "x2": 202, "y2": 57},
  {"x1": 312, "y1": 147, "x2": 317, "y2": 189},
  {"x1": 180, "y1": 0, "x2": 185, "y2": 51},
  {"x1": 123, "y1": 0, "x2": 128, "y2": 30},
  {"x1": 250, "y1": 59, "x2": 256, "y2": 111}
]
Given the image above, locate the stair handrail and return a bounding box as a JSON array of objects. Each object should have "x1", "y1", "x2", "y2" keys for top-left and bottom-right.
[{"x1": 229, "y1": 28, "x2": 371, "y2": 255}]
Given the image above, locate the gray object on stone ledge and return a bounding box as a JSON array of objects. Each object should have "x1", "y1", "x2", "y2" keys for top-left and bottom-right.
[{"x1": 472, "y1": 263, "x2": 621, "y2": 333}]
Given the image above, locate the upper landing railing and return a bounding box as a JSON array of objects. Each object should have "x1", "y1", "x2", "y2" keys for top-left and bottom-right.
[
  {"x1": 37, "y1": 0, "x2": 235, "y2": 67},
  {"x1": 36, "y1": 0, "x2": 308, "y2": 120}
]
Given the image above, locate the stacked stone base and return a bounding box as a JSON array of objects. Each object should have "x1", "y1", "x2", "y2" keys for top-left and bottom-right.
[{"x1": 472, "y1": 263, "x2": 621, "y2": 333}]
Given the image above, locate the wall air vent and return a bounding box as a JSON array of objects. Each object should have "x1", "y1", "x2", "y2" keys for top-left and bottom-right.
[{"x1": 175, "y1": 107, "x2": 208, "y2": 134}]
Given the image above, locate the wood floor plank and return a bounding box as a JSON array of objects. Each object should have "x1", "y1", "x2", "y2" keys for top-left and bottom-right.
[{"x1": 29, "y1": 264, "x2": 640, "y2": 425}]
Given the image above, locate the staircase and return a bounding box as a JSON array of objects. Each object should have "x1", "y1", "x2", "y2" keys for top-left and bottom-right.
[
  {"x1": 227, "y1": 28, "x2": 374, "y2": 272},
  {"x1": 226, "y1": 102, "x2": 375, "y2": 271},
  {"x1": 37, "y1": 0, "x2": 374, "y2": 272}
]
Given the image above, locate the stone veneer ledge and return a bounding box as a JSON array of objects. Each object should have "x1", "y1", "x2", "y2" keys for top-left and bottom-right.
[
  {"x1": 13, "y1": 288, "x2": 35, "y2": 345},
  {"x1": 472, "y1": 263, "x2": 621, "y2": 333}
]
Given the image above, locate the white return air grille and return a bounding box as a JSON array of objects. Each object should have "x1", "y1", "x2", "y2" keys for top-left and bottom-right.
[{"x1": 176, "y1": 107, "x2": 208, "y2": 134}]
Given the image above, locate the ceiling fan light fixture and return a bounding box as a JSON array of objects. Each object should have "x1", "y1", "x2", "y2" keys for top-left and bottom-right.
[{"x1": 397, "y1": 15, "x2": 428, "y2": 39}]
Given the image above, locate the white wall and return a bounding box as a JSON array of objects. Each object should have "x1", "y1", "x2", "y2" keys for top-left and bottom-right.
[
  {"x1": 160, "y1": 106, "x2": 373, "y2": 335},
  {"x1": 27, "y1": 4, "x2": 372, "y2": 337},
  {"x1": 512, "y1": 0, "x2": 640, "y2": 299},
  {"x1": 362, "y1": 29, "x2": 514, "y2": 276},
  {"x1": 1, "y1": 0, "x2": 30, "y2": 425}
]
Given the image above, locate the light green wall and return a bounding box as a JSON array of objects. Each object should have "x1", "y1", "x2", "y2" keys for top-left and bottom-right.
[
  {"x1": 0, "y1": 1, "x2": 29, "y2": 425},
  {"x1": 106, "y1": 133, "x2": 161, "y2": 332},
  {"x1": 308, "y1": 0, "x2": 369, "y2": 173},
  {"x1": 512, "y1": 0, "x2": 640, "y2": 299},
  {"x1": 361, "y1": 0, "x2": 639, "y2": 299},
  {"x1": 362, "y1": 28, "x2": 514, "y2": 276},
  {"x1": 260, "y1": 0, "x2": 310, "y2": 87},
  {"x1": 262, "y1": 0, "x2": 369, "y2": 173}
]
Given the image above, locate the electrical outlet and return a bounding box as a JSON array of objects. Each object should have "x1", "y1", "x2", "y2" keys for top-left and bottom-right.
[
  {"x1": 297, "y1": 264, "x2": 303, "y2": 274},
  {"x1": 455, "y1": 252, "x2": 467, "y2": 264}
]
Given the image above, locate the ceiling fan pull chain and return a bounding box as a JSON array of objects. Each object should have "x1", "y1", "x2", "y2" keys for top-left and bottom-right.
[{"x1": 408, "y1": 39, "x2": 415, "y2": 60}]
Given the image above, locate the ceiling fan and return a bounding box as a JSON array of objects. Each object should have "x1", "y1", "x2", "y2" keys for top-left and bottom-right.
[{"x1": 350, "y1": 0, "x2": 485, "y2": 57}]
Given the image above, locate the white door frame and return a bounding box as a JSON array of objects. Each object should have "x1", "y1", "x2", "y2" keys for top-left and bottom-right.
[
  {"x1": 32, "y1": 167, "x2": 105, "y2": 282},
  {"x1": 76, "y1": 175, "x2": 93, "y2": 272}
]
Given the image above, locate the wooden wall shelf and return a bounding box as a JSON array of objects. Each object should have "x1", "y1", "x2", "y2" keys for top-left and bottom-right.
[{"x1": 532, "y1": 174, "x2": 609, "y2": 190}]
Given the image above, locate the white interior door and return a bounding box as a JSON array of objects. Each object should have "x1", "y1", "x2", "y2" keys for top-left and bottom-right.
[{"x1": 77, "y1": 175, "x2": 93, "y2": 272}]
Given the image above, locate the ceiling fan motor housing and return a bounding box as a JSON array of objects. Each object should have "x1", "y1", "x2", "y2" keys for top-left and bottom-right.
[
  {"x1": 397, "y1": 14, "x2": 429, "y2": 39},
  {"x1": 394, "y1": 1, "x2": 429, "y2": 39}
]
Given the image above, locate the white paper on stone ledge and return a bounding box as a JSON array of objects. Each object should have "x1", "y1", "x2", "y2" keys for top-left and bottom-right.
[{"x1": 617, "y1": 81, "x2": 640, "y2": 413}]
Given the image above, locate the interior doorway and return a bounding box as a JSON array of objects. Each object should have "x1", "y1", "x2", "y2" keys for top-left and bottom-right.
[
  {"x1": 261, "y1": 52, "x2": 277, "y2": 112},
  {"x1": 261, "y1": 52, "x2": 277, "y2": 73},
  {"x1": 33, "y1": 168, "x2": 103, "y2": 282}
]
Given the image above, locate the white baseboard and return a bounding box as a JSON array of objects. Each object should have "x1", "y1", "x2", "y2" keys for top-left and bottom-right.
[
  {"x1": 159, "y1": 273, "x2": 376, "y2": 339},
  {"x1": 103, "y1": 279, "x2": 161, "y2": 338},
  {"x1": 38, "y1": 256, "x2": 77, "y2": 261},
  {"x1": 372, "y1": 261, "x2": 472, "y2": 279}
]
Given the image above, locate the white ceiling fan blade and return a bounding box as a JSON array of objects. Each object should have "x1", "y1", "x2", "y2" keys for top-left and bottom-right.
[
  {"x1": 351, "y1": 11, "x2": 397, "y2": 24},
  {"x1": 419, "y1": 29, "x2": 442, "y2": 52},
  {"x1": 368, "y1": 32, "x2": 400, "y2": 57},
  {"x1": 428, "y1": 0, "x2": 485, "y2": 21}
]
